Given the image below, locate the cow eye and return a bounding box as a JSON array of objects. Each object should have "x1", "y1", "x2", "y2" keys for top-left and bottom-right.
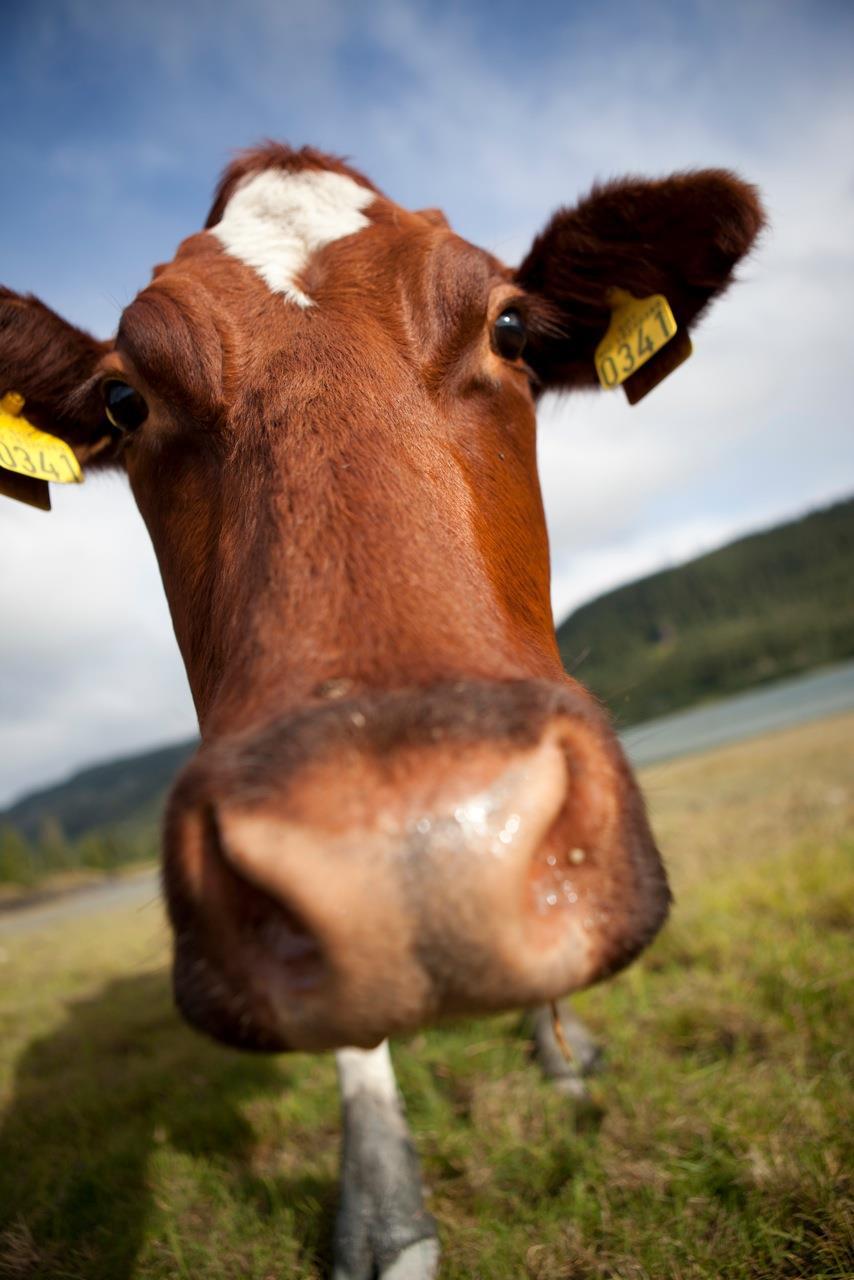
[
  {"x1": 103, "y1": 379, "x2": 148, "y2": 432},
  {"x1": 493, "y1": 308, "x2": 527, "y2": 361}
]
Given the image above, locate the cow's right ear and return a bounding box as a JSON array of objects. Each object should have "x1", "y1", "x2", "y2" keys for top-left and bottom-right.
[{"x1": 0, "y1": 287, "x2": 117, "y2": 506}]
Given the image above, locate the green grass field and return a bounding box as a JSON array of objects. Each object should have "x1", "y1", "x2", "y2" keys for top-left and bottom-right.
[{"x1": 1, "y1": 715, "x2": 852, "y2": 1280}]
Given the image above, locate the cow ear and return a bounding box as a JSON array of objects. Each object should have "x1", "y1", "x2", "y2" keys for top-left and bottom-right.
[
  {"x1": 0, "y1": 288, "x2": 117, "y2": 507},
  {"x1": 516, "y1": 170, "x2": 765, "y2": 395}
]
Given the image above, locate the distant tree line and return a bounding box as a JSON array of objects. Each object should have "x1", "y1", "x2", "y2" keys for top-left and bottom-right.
[{"x1": 0, "y1": 817, "x2": 157, "y2": 887}]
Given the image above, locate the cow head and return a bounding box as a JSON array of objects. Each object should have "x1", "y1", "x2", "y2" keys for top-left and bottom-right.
[{"x1": 0, "y1": 145, "x2": 764, "y2": 1050}]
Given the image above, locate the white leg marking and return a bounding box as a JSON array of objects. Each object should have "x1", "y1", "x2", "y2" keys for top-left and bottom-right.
[
  {"x1": 334, "y1": 1041, "x2": 439, "y2": 1280},
  {"x1": 210, "y1": 168, "x2": 374, "y2": 307},
  {"x1": 336, "y1": 1039, "x2": 398, "y2": 1106}
]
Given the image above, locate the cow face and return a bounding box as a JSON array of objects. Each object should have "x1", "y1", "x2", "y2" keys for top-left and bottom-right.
[{"x1": 0, "y1": 145, "x2": 763, "y2": 1050}]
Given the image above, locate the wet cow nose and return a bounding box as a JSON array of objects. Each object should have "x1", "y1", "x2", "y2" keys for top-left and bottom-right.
[
  {"x1": 164, "y1": 683, "x2": 670, "y2": 1052},
  {"x1": 200, "y1": 734, "x2": 605, "y2": 1050}
]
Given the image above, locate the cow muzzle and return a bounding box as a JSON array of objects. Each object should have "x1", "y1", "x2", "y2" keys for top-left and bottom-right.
[{"x1": 163, "y1": 680, "x2": 670, "y2": 1051}]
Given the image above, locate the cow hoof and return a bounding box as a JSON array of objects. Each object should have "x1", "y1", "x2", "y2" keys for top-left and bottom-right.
[
  {"x1": 380, "y1": 1237, "x2": 441, "y2": 1279},
  {"x1": 551, "y1": 1075, "x2": 590, "y2": 1100},
  {"x1": 332, "y1": 1191, "x2": 439, "y2": 1280},
  {"x1": 528, "y1": 1002, "x2": 604, "y2": 1084},
  {"x1": 332, "y1": 1227, "x2": 439, "y2": 1280}
]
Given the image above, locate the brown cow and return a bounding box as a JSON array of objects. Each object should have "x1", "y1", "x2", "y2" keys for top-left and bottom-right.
[{"x1": 0, "y1": 144, "x2": 763, "y2": 1278}]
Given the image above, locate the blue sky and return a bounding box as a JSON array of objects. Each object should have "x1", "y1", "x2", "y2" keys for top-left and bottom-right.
[{"x1": 1, "y1": 0, "x2": 853, "y2": 803}]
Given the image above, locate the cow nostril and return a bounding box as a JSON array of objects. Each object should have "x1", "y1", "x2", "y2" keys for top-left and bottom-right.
[
  {"x1": 254, "y1": 914, "x2": 320, "y2": 962},
  {"x1": 250, "y1": 911, "x2": 324, "y2": 992},
  {"x1": 206, "y1": 804, "x2": 326, "y2": 994}
]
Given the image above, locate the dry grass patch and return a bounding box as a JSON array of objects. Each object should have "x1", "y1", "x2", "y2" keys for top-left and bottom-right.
[{"x1": 1, "y1": 713, "x2": 852, "y2": 1278}]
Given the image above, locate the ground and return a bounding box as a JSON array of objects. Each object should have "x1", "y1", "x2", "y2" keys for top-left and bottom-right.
[{"x1": 0, "y1": 714, "x2": 852, "y2": 1280}]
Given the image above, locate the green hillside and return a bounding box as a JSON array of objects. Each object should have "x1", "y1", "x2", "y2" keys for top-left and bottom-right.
[
  {"x1": 556, "y1": 496, "x2": 854, "y2": 726},
  {"x1": 0, "y1": 741, "x2": 195, "y2": 886},
  {"x1": 2, "y1": 494, "x2": 852, "y2": 887},
  {"x1": 3, "y1": 741, "x2": 196, "y2": 844}
]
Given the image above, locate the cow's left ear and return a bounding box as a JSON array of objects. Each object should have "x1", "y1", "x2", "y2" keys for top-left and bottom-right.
[{"x1": 516, "y1": 169, "x2": 765, "y2": 395}]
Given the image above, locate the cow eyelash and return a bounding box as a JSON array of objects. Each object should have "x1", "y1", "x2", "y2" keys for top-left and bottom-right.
[
  {"x1": 514, "y1": 296, "x2": 566, "y2": 342},
  {"x1": 509, "y1": 297, "x2": 566, "y2": 391},
  {"x1": 492, "y1": 296, "x2": 564, "y2": 343},
  {"x1": 490, "y1": 297, "x2": 558, "y2": 389}
]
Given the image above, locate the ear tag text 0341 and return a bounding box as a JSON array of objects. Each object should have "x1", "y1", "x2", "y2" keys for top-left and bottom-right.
[
  {"x1": 0, "y1": 392, "x2": 83, "y2": 510},
  {"x1": 594, "y1": 290, "x2": 692, "y2": 405}
]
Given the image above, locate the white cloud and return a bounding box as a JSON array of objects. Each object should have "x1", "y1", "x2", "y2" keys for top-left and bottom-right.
[{"x1": 0, "y1": 478, "x2": 196, "y2": 804}]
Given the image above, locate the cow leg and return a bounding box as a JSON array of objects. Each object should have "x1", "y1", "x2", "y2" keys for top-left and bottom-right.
[
  {"x1": 333, "y1": 1041, "x2": 439, "y2": 1280},
  {"x1": 528, "y1": 1001, "x2": 603, "y2": 1097}
]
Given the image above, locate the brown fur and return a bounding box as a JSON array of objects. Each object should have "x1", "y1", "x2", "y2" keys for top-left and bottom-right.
[
  {"x1": 0, "y1": 145, "x2": 764, "y2": 1051},
  {"x1": 0, "y1": 155, "x2": 765, "y2": 727}
]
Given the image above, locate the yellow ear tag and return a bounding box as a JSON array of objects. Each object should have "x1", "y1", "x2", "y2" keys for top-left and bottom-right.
[
  {"x1": 0, "y1": 392, "x2": 83, "y2": 484},
  {"x1": 594, "y1": 291, "x2": 684, "y2": 393}
]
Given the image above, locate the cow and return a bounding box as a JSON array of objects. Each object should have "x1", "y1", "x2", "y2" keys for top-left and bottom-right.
[{"x1": 0, "y1": 144, "x2": 763, "y2": 1279}]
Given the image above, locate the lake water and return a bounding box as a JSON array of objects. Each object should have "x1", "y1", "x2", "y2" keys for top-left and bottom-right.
[{"x1": 620, "y1": 658, "x2": 854, "y2": 767}]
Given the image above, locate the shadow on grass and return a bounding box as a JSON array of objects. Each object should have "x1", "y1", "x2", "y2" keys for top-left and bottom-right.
[{"x1": 0, "y1": 971, "x2": 336, "y2": 1279}]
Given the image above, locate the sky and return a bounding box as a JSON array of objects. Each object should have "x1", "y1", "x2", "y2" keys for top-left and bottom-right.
[{"x1": 1, "y1": 0, "x2": 853, "y2": 806}]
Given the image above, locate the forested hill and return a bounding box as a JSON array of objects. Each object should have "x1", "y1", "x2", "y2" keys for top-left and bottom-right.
[
  {"x1": 1, "y1": 739, "x2": 195, "y2": 854},
  {"x1": 556, "y1": 496, "x2": 854, "y2": 727}
]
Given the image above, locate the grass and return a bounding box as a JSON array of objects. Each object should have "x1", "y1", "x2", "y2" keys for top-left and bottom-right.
[{"x1": 1, "y1": 714, "x2": 852, "y2": 1280}]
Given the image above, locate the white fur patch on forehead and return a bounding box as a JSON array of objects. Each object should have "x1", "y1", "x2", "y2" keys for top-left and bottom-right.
[{"x1": 210, "y1": 167, "x2": 375, "y2": 308}]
